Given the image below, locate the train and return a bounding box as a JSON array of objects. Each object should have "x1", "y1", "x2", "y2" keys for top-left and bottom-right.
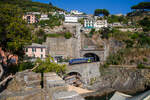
[{"x1": 69, "y1": 57, "x2": 94, "y2": 65}]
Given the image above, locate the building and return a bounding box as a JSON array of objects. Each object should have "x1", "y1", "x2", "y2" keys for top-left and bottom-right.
[
  {"x1": 70, "y1": 10, "x2": 83, "y2": 15},
  {"x1": 84, "y1": 18, "x2": 108, "y2": 29},
  {"x1": 23, "y1": 14, "x2": 37, "y2": 24},
  {"x1": 40, "y1": 14, "x2": 49, "y2": 21},
  {"x1": 25, "y1": 43, "x2": 46, "y2": 59},
  {"x1": 31, "y1": 12, "x2": 41, "y2": 15},
  {"x1": 84, "y1": 18, "x2": 95, "y2": 29},
  {"x1": 65, "y1": 16, "x2": 78, "y2": 23},
  {"x1": 109, "y1": 22, "x2": 123, "y2": 27},
  {"x1": 94, "y1": 20, "x2": 108, "y2": 29}
]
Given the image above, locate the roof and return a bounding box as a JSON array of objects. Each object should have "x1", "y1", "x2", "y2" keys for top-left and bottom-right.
[{"x1": 27, "y1": 43, "x2": 46, "y2": 48}]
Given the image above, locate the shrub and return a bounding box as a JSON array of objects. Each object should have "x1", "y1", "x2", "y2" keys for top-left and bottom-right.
[
  {"x1": 137, "y1": 64, "x2": 145, "y2": 69},
  {"x1": 34, "y1": 56, "x2": 66, "y2": 75},
  {"x1": 89, "y1": 28, "x2": 95, "y2": 37},
  {"x1": 102, "y1": 63, "x2": 109, "y2": 68},
  {"x1": 64, "y1": 32, "x2": 72, "y2": 39},
  {"x1": 46, "y1": 33, "x2": 64, "y2": 37},
  {"x1": 143, "y1": 58, "x2": 148, "y2": 62},
  {"x1": 18, "y1": 61, "x2": 34, "y2": 71}
]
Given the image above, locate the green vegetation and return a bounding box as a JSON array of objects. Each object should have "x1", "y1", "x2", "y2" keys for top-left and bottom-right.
[
  {"x1": 33, "y1": 28, "x2": 46, "y2": 44},
  {"x1": 18, "y1": 61, "x2": 34, "y2": 71},
  {"x1": 0, "y1": 4, "x2": 32, "y2": 55},
  {"x1": 94, "y1": 9, "x2": 109, "y2": 16},
  {"x1": 108, "y1": 15, "x2": 128, "y2": 24},
  {"x1": 89, "y1": 28, "x2": 96, "y2": 37},
  {"x1": 137, "y1": 64, "x2": 145, "y2": 69},
  {"x1": 37, "y1": 15, "x2": 63, "y2": 28},
  {"x1": 128, "y1": 2, "x2": 150, "y2": 17},
  {"x1": 64, "y1": 32, "x2": 72, "y2": 39},
  {"x1": 100, "y1": 28, "x2": 131, "y2": 40},
  {"x1": 131, "y1": 2, "x2": 150, "y2": 10},
  {"x1": 46, "y1": 33, "x2": 64, "y2": 37},
  {"x1": 0, "y1": 0, "x2": 63, "y2": 13},
  {"x1": 139, "y1": 17, "x2": 150, "y2": 32},
  {"x1": 34, "y1": 56, "x2": 66, "y2": 75},
  {"x1": 102, "y1": 15, "x2": 150, "y2": 67},
  {"x1": 78, "y1": 18, "x2": 84, "y2": 25}
]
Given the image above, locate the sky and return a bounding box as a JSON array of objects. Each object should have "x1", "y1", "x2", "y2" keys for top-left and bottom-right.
[{"x1": 32, "y1": 0, "x2": 149, "y2": 14}]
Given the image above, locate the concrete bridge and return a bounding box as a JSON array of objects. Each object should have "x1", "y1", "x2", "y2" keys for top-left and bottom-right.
[{"x1": 66, "y1": 62, "x2": 100, "y2": 85}]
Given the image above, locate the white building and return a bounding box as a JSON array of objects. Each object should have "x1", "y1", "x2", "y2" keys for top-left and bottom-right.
[
  {"x1": 65, "y1": 16, "x2": 78, "y2": 23},
  {"x1": 109, "y1": 22, "x2": 123, "y2": 27},
  {"x1": 84, "y1": 18, "x2": 108, "y2": 29},
  {"x1": 40, "y1": 14, "x2": 49, "y2": 21},
  {"x1": 84, "y1": 18, "x2": 95, "y2": 29},
  {"x1": 94, "y1": 20, "x2": 108, "y2": 29},
  {"x1": 58, "y1": 11, "x2": 66, "y2": 15},
  {"x1": 70, "y1": 10, "x2": 83, "y2": 15}
]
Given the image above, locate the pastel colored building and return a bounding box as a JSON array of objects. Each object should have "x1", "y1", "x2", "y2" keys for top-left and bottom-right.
[
  {"x1": 25, "y1": 43, "x2": 46, "y2": 59},
  {"x1": 94, "y1": 20, "x2": 108, "y2": 29},
  {"x1": 23, "y1": 14, "x2": 37, "y2": 24}
]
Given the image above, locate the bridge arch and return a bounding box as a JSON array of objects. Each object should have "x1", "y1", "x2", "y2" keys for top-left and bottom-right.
[{"x1": 84, "y1": 53, "x2": 100, "y2": 62}]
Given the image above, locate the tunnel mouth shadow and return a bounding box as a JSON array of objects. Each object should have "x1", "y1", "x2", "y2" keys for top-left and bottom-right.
[{"x1": 84, "y1": 53, "x2": 100, "y2": 62}]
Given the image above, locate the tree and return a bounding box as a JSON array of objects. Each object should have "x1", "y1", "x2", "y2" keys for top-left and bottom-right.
[
  {"x1": 34, "y1": 28, "x2": 46, "y2": 44},
  {"x1": 0, "y1": 4, "x2": 32, "y2": 55},
  {"x1": 34, "y1": 56, "x2": 66, "y2": 75},
  {"x1": 49, "y1": 2, "x2": 53, "y2": 6},
  {"x1": 139, "y1": 17, "x2": 150, "y2": 32},
  {"x1": 94, "y1": 9, "x2": 109, "y2": 16},
  {"x1": 0, "y1": 4, "x2": 32, "y2": 86},
  {"x1": 78, "y1": 18, "x2": 84, "y2": 25},
  {"x1": 131, "y1": 2, "x2": 150, "y2": 11}
]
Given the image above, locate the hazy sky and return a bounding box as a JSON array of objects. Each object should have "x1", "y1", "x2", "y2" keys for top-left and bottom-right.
[{"x1": 32, "y1": 0, "x2": 149, "y2": 14}]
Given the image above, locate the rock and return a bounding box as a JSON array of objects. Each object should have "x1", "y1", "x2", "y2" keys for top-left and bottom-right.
[
  {"x1": 0, "y1": 70, "x2": 68, "y2": 100},
  {"x1": 87, "y1": 67, "x2": 150, "y2": 95},
  {"x1": 52, "y1": 91, "x2": 85, "y2": 100}
]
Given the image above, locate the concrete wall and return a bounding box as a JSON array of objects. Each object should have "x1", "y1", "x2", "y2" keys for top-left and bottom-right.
[
  {"x1": 67, "y1": 62, "x2": 100, "y2": 85},
  {"x1": 45, "y1": 37, "x2": 81, "y2": 58},
  {"x1": 44, "y1": 23, "x2": 82, "y2": 59}
]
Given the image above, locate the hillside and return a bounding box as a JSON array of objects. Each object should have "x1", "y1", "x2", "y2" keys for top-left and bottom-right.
[{"x1": 0, "y1": 0, "x2": 64, "y2": 12}]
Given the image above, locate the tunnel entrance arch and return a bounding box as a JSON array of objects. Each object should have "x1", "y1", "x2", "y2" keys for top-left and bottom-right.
[
  {"x1": 64, "y1": 72, "x2": 82, "y2": 87},
  {"x1": 84, "y1": 53, "x2": 100, "y2": 62}
]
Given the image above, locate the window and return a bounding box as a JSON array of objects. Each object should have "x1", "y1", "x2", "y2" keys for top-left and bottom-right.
[
  {"x1": 41, "y1": 54, "x2": 43, "y2": 59},
  {"x1": 32, "y1": 48, "x2": 34, "y2": 52},
  {"x1": 25, "y1": 48, "x2": 28, "y2": 52},
  {"x1": 41, "y1": 48, "x2": 43, "y2": 52},
  {"x1": 32, "y1": 48, "x2": 36, "y2": 52}
]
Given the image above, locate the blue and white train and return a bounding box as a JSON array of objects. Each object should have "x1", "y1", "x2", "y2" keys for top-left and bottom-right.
[{"x1": 69, "y1": 57, "x2": 94, "y2": 65}]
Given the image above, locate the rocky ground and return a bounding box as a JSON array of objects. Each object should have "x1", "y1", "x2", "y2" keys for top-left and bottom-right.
[{"x1": 83, "y1": 67, "x2": 150, "y2": 97}]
